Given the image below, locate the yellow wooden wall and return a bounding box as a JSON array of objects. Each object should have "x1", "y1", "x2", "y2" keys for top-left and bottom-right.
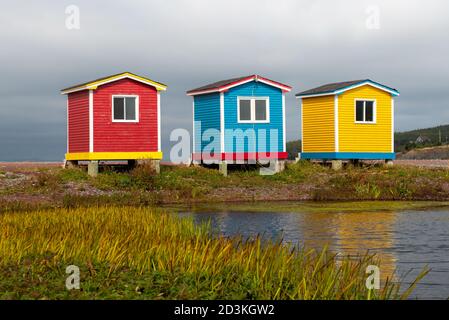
[
  {"x1": 302, "y1": 95, "x2": 335, "y2": 152},
  {"x1": 338, "y1": 85, "x2": 392, "y2": 152}
]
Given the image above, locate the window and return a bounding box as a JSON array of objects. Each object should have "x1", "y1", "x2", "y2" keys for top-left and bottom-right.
[
  {"x1": 355, "y1": 99, "x2": 375, "y2": 123},
  {"x1": 238, "y1": 97, "x2": 269, "y2": 123},
  {"x1": 112, "y1": 96, "x2": 139, "y2": 122}
]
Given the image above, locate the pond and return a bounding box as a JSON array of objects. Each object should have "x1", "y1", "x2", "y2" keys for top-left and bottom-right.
[{"x1": 170, "y1": 201, "x2": 449, "y2": 300}]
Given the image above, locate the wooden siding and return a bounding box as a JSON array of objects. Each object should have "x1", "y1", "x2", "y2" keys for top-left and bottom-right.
[
  {"x1": 68, "y1": 90, "x2": 89, "y2": 153},
  {"x1": 92, "y1": 78, "x2": 158, "y2": 153},
  {"x1": 224, "y1": 81, "x2": 283, "y2": 153},
  {"x1": 194, "y1": 93, "x2": 221, "y2": 153},
  {"x1": 338, "y1": 85, "x2": 392, "y2": 152},
  {"x1": 301, "y1": 95, "x2": 335, "y2": 152}
]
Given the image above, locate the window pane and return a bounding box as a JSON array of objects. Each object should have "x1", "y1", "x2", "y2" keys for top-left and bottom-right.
[
  {"x1": 113, "y1": 97, "x2": 125, "y2": 120},
  {"x1": 365, "y1": 101, "x2": 374, "y2": 122},
  {"x1": 125, "y1": 97, "x2": 136, "y2": 120},
  {"x1": 255, "y1": 100, "x2": 267, "y2": 121},
  {"x1": 355, "y1": 101, "x2": 364, "y2": 122},
  {"x1": 239, "y1": 100, "x2": 251, "y2": 121}
]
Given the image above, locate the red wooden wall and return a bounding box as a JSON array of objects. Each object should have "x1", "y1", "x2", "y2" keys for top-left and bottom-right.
[
  {"x1": 67, "y1": 90, "x2": 89, "y2": 153},
  {"x1": 93, "y1": 78, "x2": 158, "y2": 152}
]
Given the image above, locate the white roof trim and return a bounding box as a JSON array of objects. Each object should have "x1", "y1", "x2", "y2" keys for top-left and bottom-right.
[
  {"x1": 187, "y1": 76, "x2": 291, "y2": 96},
  {"x1": 61, "y1": 74, "x2": 167, "y2": 94},
  {"x1": 296, "y1": 81, "x2": 400, "y2": 98}
]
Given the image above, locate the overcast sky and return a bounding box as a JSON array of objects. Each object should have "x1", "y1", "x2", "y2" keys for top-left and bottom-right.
[{"x1": 1, "y1": 0, "x2": 448, "y2": 161}]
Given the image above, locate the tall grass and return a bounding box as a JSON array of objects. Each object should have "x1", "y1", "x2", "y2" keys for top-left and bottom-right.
[{"x1": 0, "y1": 206, "x2": 426, "y2": 299}]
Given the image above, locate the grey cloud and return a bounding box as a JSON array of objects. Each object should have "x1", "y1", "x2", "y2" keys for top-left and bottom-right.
[{"x1": 0, "y1": 0, "x2": 448, "y2": 160}]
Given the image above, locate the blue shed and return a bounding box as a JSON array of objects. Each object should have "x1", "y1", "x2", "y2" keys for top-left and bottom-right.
[{"x1": 187, "y1": 75, "x2": 291, "y2": 173}]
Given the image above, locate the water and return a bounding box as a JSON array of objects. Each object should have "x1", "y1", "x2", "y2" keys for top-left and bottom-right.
[{"x1": 173, "y1": 203, "x2": 449, "y2": 299}]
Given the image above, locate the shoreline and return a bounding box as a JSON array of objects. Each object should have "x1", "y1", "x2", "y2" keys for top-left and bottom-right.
[{"x1": 3, "y1": 161, "x2": 449, "y2": 212}]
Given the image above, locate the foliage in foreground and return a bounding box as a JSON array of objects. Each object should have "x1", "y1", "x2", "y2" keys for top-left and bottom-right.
[{"x1": 0, "y1": 206, "x2": 426, "y2": 299}]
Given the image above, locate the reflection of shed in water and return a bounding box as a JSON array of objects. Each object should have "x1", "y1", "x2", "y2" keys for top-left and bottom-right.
[
  {"x1": 334, "y1": 211, "x2": 398, "y2": 281},
  {"x1": 298, "y1": 211, "x2": 398, "y2": 281}
]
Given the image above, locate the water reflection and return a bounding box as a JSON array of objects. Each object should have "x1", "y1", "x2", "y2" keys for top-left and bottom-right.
[{"x1": 174, "y1": 204, "x2": 449, "y2": 299}]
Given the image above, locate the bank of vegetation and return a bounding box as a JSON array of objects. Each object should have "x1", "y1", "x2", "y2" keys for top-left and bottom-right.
[
  {"x1": 0, "y1": 206, "x2": 427, "y2": 299},
  {"x1": 3, "y1": 160, "x2": 449, "y2": 212}
]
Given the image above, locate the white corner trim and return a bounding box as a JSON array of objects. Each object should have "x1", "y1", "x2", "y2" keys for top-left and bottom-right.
[
  {"x1": 282, "y1": 93, "x2": 286, "y2": 152},
  {"x1": 157, "y1": 92, "x2": 161, "y2": 152},
  {"x1": 334, "y1": 95, "x2": 339, "y2": 152},
  {"x1": 192, "y1": 100, "x2": 195, "y2": 154},
  {"x1": 220, "y1": 92, "x2": 225, "y2": 154},
  {"x1": 89, "y1": 90, "x2": 94, "y2": 152},
  {"x1": 391, "y1": 97, "x2": 395, "y2": 153},
  {"x1": 300, "y1": 99, "x2": 303, "y2": 153}
]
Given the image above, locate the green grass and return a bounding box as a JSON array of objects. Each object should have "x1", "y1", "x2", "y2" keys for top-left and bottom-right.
[
  {"x1": 4, "y1": 161, "x2": 449, "y2": 210},
  {"x1": 0, "y1": 206, "x2": 428, "y2": 300}
]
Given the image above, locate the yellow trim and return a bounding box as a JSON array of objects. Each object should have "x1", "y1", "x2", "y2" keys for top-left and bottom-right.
[
  {"x1": 61, "y1": 72, "x2": 167, "y2": 94},
  {"x1": 65, "y1": 152, "x2": 163, "y2": 161}
]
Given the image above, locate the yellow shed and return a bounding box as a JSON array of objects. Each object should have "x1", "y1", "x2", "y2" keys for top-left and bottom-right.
[{"x1": 296, "y1": 79, "x2": 399, "y2": 161}]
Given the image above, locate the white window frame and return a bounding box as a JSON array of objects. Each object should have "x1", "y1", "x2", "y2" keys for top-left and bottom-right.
[
  {"x1": 112, "y1": 95, "x2": 139, "y2": 123},
  {"x1": 237, "y1": 96, "x2": 270, "y2": 123},
  {"x1": 354, "y1": 99, "x2": 376, "y2": 124}
]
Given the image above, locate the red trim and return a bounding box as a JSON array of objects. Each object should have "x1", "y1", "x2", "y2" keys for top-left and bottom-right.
[
  {"x1": 192, "y1": 152, "x2": 288, "y2": 161},
  {"x1": 187, "y1": 75, "x2": 292, "y2": 95}
]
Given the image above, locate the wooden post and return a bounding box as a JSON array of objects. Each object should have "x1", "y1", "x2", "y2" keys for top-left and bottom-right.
[
  {"x1": 219, "y1": 161, "x2": 228, "y2": 176},
  {"x1": 88, "y1": 161, "x2": 99, "y2": 177},
  {"x1": 331, "y1": 160, "x2": 343, "y2": 171}
]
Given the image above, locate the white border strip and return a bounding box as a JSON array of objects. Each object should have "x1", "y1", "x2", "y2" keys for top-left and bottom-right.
[
  {"x1": 334, "y1": 95, "x2": 339, "y2": 152},
  {"x1": 282, "y1": 93, "x2": 286, "y2": 152},
  {"x1": 157, "y1": 92, "x2": 161, "y2": 152},
  {"x1": 192, "y1": 100, "x2": 195, "y2": 154},
  {"x1": 391, "y1": 97, "x2": 395, "y2": 153},
  {"x1": 220, "y1": 92, "x2": 225, "y2": 154},
  {"x1": 89, "y1": 90, "x2": 94, "y2": 152}
]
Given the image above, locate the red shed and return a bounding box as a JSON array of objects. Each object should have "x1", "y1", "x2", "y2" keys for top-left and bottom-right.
[{"x1": 61, "y1": 72, "x2": 167, "y2": 174}]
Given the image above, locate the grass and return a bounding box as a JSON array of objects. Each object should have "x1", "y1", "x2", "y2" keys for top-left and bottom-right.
[
  {"x1": 0, "y1": 206, "x2": 427, "y2": 300},
  {"x1": 4, "y1": 161, "x2": 449, "y2": 212}
]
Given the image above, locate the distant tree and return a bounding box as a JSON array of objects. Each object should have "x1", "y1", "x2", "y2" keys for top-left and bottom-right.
[{"x1": 286, "y1": 140, "x2": 302, "y2": 160}]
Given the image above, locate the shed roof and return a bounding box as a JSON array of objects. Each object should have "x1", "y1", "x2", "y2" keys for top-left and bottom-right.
[
  {"x1": 187, "y1": 75, "x2": 291, "y2": 96},
  {"x1": 295, "y1": 79, "x2": 399, "y2": 97},
  {"x1": 61, "y1": 72, "x2": 167, "y2": 94}
]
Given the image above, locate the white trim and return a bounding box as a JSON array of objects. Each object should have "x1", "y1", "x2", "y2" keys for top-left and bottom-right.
[
  {"x1": 254, "y1": 78, "x2": 292, "y2": 92},
  {"x1": 391, "y1": 97, "x2": 395, "y2": 153},
  {"x1": 335, "y1": 82, "x2": 399, "y2": 96},
  {"x1": 354, "y1": 99, "x2": 376, "y2": 124},
  {"x1": 237, "y1": 96, "x2": 270, "y2": 124},
  {"x1": 282, "y1": 93, "x2": 286, "y2": 152},
  {"x1": 296, "y1": 81, "x2": 400, "y2": 99},
  {"x1": 295, "y1": 92, "x2": 336, "y2": 99},
  {"x1": 89, "y1": 90, "x2": 94, "y2": 152},
  {"x1": 334, "y1": 95, "x2": 339, "y2": 152},
  {"x1": 61, "y1": 74, "x2": 167, "y2": 94},
  {"x1": 187, "y1": 76, "x2": 291, "y2": 96},
  {"x1": 66, "y1": 99, "x2": 69, "y2": 153},
  {"x1": 111, "y1": 95, "x2": 139, "y2": 123},
  {"x1": 157, "y1": 92, "x2": 161, "y2": 152},
  {"x1": 220, "y1": 93, "x2": 225, "y2": 154},
  {"x1": 192, "y1": 100, "x2": 195, "y2": 154},
  {"x1": 300, "y1": 99, "x2": 303, "y2": 153}
]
